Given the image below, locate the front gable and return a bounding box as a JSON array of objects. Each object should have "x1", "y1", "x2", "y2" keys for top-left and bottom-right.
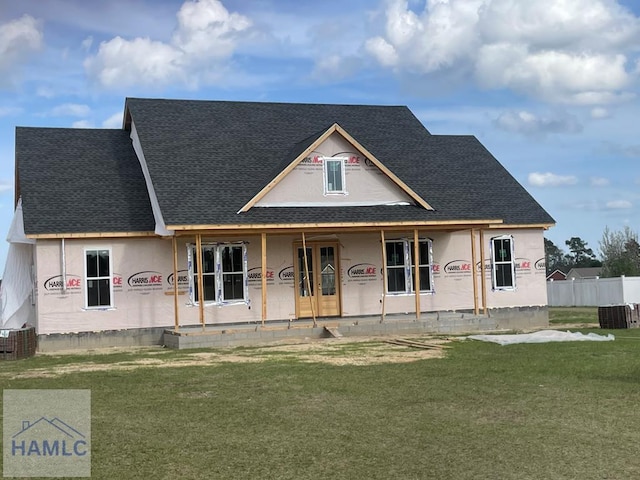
[{"x1": 241, "y1": 124, "x2": 432, "y2": 211}]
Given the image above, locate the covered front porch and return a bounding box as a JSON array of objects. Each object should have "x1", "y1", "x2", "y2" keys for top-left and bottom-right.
[{"x1": 165, "y1": 221, "x2": 503, "y2": 333}]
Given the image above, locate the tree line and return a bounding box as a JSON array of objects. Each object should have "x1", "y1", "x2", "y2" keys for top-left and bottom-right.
[{"x1": 545, "y1": 226, "x2": 640, "y2": 278}]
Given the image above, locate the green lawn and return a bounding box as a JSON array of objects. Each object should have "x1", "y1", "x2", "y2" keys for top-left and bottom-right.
[
  {"x1": 548, "y1": 306, "x2": 598, "y2": 325},
  {"x1": 2, "y1": 323, "x2": 640, "y2": 479}
]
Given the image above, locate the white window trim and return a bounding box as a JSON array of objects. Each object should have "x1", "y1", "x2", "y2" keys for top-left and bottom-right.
[
  {"x1": 187, "y1": 242, "x2": 249, "y2": 306},
  {"x1": 322, "y1": 156, "x2": 348, "y2": 195},
  {"x1": 84, "y1": 247, "x2": 114, "y2": 310},
  {"x1": 385, "y1": 238, "x2": 434, "y2": 295},
  {"x1": 490, "y1": 234, "x2": 516, "y2": 291}
]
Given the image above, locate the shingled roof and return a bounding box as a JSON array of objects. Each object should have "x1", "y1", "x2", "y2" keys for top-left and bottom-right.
[
  {"x1": 16, "y1": 128, "x2": 155, "y2": 235},
  {"x1": 16, "y1": 98, "x2": 554, "y2": 235}
]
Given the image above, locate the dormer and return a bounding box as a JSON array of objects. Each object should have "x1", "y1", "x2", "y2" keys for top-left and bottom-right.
[{"x1": 240, "y1": 123, "x2": 432, "y2": 211}]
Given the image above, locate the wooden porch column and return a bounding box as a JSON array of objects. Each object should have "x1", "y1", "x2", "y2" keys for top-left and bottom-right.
[
  {"x1": 380, "y1": 230, "x2": 387, "y2": 323},
  {"x1": 479, "y1": 229, "x2": 487, "y2": 314},
  {"x1": 261, "y1": 233, "x2": 267, "y2": 326},
  {"x1": 413, "y1": 229, "x2": 420, "y2": 320},
  {"x1": 470, "y1": 228, "x2": 479, "y2": 315},
  {"x1": 172, "y1": 235, "x2": 180, "y2": 331},
  {"x1": 301, "y1": 232, "x2": 317, "y2": 327},
  {"x1": 195, "y1": 234, "x2": 205, "y2": 329}
]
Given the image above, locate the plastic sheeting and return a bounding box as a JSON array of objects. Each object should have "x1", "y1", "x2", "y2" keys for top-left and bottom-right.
[
  {"x1": 468, "y1": 330, "x2": 615, "y2": 345},
  {"x1": 1, "y1": 199, "x2": 35, "y2": 329}
]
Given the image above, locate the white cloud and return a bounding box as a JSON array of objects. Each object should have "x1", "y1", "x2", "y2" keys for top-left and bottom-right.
[
  {"x1": 51, "y1": 103, "x2": 91, "y2": 117},
  {"x1": 528, "y1": 172, "x2": 578, "y2": 187},
  {"x1": 364, "y1": 0, "x2": 640, "y2": 105},
  {"x1": 494, "y1": 110, "x2": 582, "y2": 136},
  {"x1": 590, "y1": 177, "x2": 610, "y2": 187},
  {"x1": 591, "y1": 107, "x2": 610, "y2": 119},
  {"x1": 606, "y1": 200, "x2": 632, "y2": 209},
  {"x1": 85, "y1": 36, "x2": 184, "y2": 88},
  {"x1": 36, "y1": 86, "x2": 55, "y2": 98},
  {"x1": 364, "y1": 37, "x2": 398, "y2": 67},
  {"x1": 102, "y1": 112, "x2": 123, "y2": 129},
  {"x1": 0, "y1": 15, "x2": 43, "y2": 86},
  {"x1": 312, "y1": 54, "x2": 363, "y2": 80},
  {"x1": 71, "y1": 120, "x2": 94, "y2": 128},
  {"x1": 172, "y1": 0, "x2": 251, "y2": 59},
  {"x1": 81, "y1": 36, "x2": 93, "y2": 52},
  {"x1": 84, "y1": 0, "x2": 252, "y2": 89}
]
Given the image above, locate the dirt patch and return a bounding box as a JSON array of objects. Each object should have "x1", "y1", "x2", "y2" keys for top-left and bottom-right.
[{"x1": 6, "y1": 337, "x2": 451, "y2": 378}]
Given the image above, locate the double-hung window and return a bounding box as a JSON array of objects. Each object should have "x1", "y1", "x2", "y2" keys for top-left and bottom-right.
[
  {"x1": 323, "y1": 157, "x2": 347, "y2": 194},
  {"x1": 491, "y1": 235, "x2": 515, "y2": 290},
  {"x1": 85, "y1": 248, "x2": 113, "y2": 308},
  {"x1": 385, "y1": 239, "x2": 433, "y2": 294},
  {"x1": 188, "y1": 243, "x2": 248, "y2": 305}
]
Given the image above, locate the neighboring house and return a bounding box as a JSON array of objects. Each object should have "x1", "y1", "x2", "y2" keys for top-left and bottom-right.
[
  {"x1": 566, "y1": 267, "x2": 602, "y2": 280},
  {"x1": 2, "y1": 98, "x2": 554, "y2": 342},
  {"x1": 547, "y1": 269, "x2": 567, "y2": 281}
]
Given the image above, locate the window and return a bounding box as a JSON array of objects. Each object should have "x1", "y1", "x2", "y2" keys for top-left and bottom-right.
[
  {"x1": 491, "y1": 235, "x2": 515, "y2": 290},
  {"x1": 221, "y1": 245, "x2": 244, "y2": 301},
  {"x1": 323, "y1": 157, "x2": 346, "y2": 194},
  {"x1": 85, "y1": 249, "x2": 112, "y2": 308},
  {"x1": 188, "y1": 243, "x2": 248, "y2": 305},
  {"x1": 385, "y1": 239, "x2": 433, "y2": 294}
]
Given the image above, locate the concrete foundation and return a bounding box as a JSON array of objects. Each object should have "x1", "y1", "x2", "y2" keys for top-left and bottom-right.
[
  {"x1": 37, "y1": 327, "x2": 166, "y2": 353},
  {"x1": 36, "y1": 307, "x2": 548, "y2": 352}
]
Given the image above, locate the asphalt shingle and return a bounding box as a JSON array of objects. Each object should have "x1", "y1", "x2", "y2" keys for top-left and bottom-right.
[
  {"x1": 16, "y1": 128, "x2": 155, "y2": 234},
  {"x1": 126, "y1": 98, "x2": 553, "y2": 227},
  {"x1": 16, "y1": 98, "x2": 554, "y2": 235}
]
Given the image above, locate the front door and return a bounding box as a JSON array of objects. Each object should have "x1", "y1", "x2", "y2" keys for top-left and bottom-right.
[{"x1": 294, "y1": 242, "x2": 341, "y2": 318}]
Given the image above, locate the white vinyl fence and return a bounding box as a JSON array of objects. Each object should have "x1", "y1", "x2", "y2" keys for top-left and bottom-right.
[{"x1": 547, "y1": 276, "x2": 640, "y2": 307}]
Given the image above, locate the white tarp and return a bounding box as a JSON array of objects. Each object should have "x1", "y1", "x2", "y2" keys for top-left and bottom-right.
[
  {"x1": 1, "y1": 199, "x2": 35, "y2": 329},
  {"x1": 468, "y1": 330, "x2": 615, "y2": 345}
]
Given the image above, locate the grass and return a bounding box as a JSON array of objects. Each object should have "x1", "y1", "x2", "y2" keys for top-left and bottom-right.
[
  {"x1": 548, "y1": 306, "x2": 598, "y2": 324},
  {"x1": 2, "y1": 316, "x2": 640, "y2": 479}
]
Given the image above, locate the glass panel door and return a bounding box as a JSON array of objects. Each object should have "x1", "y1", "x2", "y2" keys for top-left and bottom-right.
[
  {"x1": 297, "y1": 247, "x2": 313, "y2": 297},
  {"x1": 320, "y1": 246, "x2": 336, "y2": 295}
]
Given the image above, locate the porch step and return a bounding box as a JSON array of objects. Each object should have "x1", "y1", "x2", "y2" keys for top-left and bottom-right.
[{"x1": 324, "y1": 326, "x2": 343, "y2": 338}]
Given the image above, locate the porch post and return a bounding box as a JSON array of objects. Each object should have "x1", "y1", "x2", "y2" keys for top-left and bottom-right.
[
  {"x1": 470, "y1": 228, "x2": 479, "y2": 315},
  {"x1": 301, "y1": 232, "x2": 317, "y2": 327},
  {"x1": 479, "y1": 229, "x2": 487, "y2": 314},
  {"x1": 261, "y1": 233, "x2": 267, "y2": 326},
  {"x1": 413, "y1": 229, "x2": 420, "y2": 320},
  {"x1": 380, "y1": 230, "x2": 387, "y2": 323},
  {"x1": 172, "y1": 235, "x2": 180, "y2": 331},
  {"x1": 195, "y1": 234, "x2": 205, "y2": 329}
]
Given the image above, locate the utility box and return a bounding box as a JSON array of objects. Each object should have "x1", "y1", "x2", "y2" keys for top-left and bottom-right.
[
  {"x1": 598, "y1": 304, "x2": 640, "y2": 329},
  {"x1": 0, "y1": 326, "x2": 37, "y2": 360}
]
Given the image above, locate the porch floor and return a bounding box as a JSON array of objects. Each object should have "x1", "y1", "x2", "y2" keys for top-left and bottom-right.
[{"x1": 163, "y1": 311, "x2": 500, "y2": 349}]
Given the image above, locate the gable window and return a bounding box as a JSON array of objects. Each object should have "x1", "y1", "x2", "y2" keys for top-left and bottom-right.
[
  {"x1": 188, "y1": 243, "x2": 248, "y2": 305},
  {"x1": 491, "y1": 235, "x2": 515, "y2": 290},
  {"x1": 385, "y1": 239, "x2": 433, "y2": 294},
  {"x1": 85, "y1": 248, "x2": 112, "y2": 308},
  {"x1": 323, "y1": 157, "x2": 347, "y2": 194}
]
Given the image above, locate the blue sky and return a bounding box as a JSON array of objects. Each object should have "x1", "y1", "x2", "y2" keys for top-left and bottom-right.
[{"x1": 1, "y1": 0, "x2": 640, "y2": 268}]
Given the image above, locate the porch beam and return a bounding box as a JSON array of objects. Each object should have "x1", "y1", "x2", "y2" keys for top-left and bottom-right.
[
  {"x1": 301, "y1": 232, "x2": 317, "y2": 327},
  {"x1": 470, "y1": 228, "x2": 479, "y2": 315},
  {"x1": 172, "y1": 235, "x2": 180, "y2": 331},
  {"x1": 413, "y1": 229, "x2": 420, "y2": 320},
  {"x1": 167, "y1": 218, "x2": 504, "y2": 232},
  {"x1": 195, "y1": 234, "x2": 205, "y2": 329},
  {"x1": 261, "y1": 233, "x2": 267, "y2": 326},
  {"x1": 380, "y1": 230, "x2": 387, "y2": 323},
  {"x1": 479, "y1": 229, "x2": 487, "y2": 314}
]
